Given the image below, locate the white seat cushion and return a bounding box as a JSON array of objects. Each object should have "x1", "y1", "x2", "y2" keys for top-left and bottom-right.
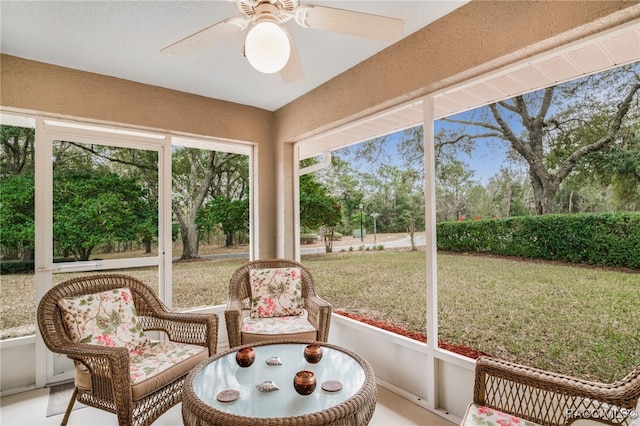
[{"x1": 241, "y1": 315, "x2": 317, "y2": 344}]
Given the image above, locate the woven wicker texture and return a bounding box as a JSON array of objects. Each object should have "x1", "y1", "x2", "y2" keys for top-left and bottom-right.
[
  {"x1": 473, "y1": 356, "x2": 640, "y2": 426},
  {"x1": 37, "y1": 273, "x2": 219, "y2": 426},
  {"x1": 182, "y1": 340, "x2": 377, "y2": 426},
  {"x1": 225, "y1": 259, "x2": 332, "y2": 348}
]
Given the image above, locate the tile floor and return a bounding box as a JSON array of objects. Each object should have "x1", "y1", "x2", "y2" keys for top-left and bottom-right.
[{"x1": 0, "y1": 384, "x2": 455, "y2": 426}]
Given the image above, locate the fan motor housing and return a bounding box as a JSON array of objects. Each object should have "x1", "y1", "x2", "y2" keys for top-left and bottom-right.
[{"x1": 237, "y1": 0, "x2": 297, "y2": 22}]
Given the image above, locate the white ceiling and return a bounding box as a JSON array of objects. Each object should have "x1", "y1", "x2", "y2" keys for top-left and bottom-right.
[{"x1": 0, "y1": 0, "x2": 468, "y2": 111}]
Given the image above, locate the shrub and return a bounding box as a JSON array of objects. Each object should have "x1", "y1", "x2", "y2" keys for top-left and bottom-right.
[
  {"x1": 0, "y1": 261, "x2": 34, "y2": 274},
  {"x1": 437, "y1": 212, "x2": 640, "y2": 269},
  {"x1": 331, "y1": 232, "x2": 343, "y2": 241},
  {"x1": 300, "y1": 233, "x2": 319, "y2": 244}
]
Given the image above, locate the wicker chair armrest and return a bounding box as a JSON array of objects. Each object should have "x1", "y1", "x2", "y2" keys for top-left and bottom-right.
[
  {"x1": 139, "y1": 313, "x2": 218, "y2": 354},
  {"x1": 226, "y1": 293, "x2": 244, "y2": 311},
  {"x1": 56, "y1": 341, "x2": 129, "y2": 361},
  {"x1": 305, "y1": 295, "x2": 332, "y2": 342},
  {"x1": 63, "y1": 345, "x2": 132, "y2": 403},
  {"x1": 474, "y1": 357, "x2": 639, "y2": 426},
  {"x1": 225, "y1": 297, "x2": 243, "y2": 348}
]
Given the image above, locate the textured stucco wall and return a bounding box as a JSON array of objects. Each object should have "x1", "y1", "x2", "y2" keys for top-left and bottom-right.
[{"x1": 0, "y1": 55, "x2": 272, "y2": 142}]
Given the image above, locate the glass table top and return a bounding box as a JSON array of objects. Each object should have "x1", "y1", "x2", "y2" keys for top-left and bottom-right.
[{"x1": 191, "y1": 342, "x2": 367, "y2": 418}]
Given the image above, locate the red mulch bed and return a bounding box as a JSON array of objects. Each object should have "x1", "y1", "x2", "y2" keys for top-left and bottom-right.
[{"x1": 335, "y1": 310, "x2": 489, "y2": 359}]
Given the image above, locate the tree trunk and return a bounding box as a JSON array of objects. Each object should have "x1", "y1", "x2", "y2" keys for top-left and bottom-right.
[
  {"x1": 502, "y1": 184, "x2": 512, "y2": 218},
  {"x1": 225, "y1": 232, "x2": 234, "y2": 248},
  {"x1": 568, "y1": 191, "x2": 574, "y2": 213},
  {"x1": 407, "y1": 220, "x2": 417, "y2": 251},
  {"x1": 77, "y1": 246, "x2": 92, "y2": 261},
  {"x1": 21, "y1": 246, "x2": 34, "y2": 262},
  {"x1": 528, "y1": 168, "x2": 559, "y2": 214},
  {"x1": 324, "y1": 227, "x2": 334, "y2": 253},
  {"x1": 179, "y1": 220, "x2": 200, "y2": 259}
]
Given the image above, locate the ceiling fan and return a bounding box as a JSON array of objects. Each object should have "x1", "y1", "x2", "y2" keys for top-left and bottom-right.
[{"x1": 161, "y1": 0, "x2": 405, "y2": 83}]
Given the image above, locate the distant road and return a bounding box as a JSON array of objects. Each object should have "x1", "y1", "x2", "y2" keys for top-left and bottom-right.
[
  {"x1": 175, "y1": 235, "x2": 425, "y2": 261},
  {"x1": 300, "y1": 234, "x2": 426, "y2": 254}
]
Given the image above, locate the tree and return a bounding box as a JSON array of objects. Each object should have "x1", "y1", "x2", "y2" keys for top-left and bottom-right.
[
  {"x1": 299, "y1": 173, "x2": 342, "y2": 253},
  {"x1": 197, "y1": 195, "x2": 249, "y2": 247},
  {"x1": 172, "y1": 148, "x2": 247, "y2": 259},
  {"x1": 50, "y1": 141, "x2": 160, "y2": 255},
  {"x1": 315, "y1": 155, "x2": 365, "y2": 234},
  {"x1": 57, "y1": 142, "x2": 250, "y2": 258},
  {"x1": 53, "y1": 171, "x2": 153, "y2": 261},
  {"x1": 0, "y1": 126, "x2": 36, "y2": 260},
  {"x1": 565, "y1": 114, "x2": 640, "y2": 211},
  {"x1": 444, "y1": 65, "x2": 640, "y2": 214},
  {"x1": 1, "y1": 126, "x2": 34, "y2": 176},
  {"x1": 399, "y1": 210, "x2": 419, "y2": 250},
  {"x1": 465, "y1": 184, "x2": 491, "y2": 219},
  {"x1": 484, "y1": 167, "x2": 532, "y2": 217},
  {"x1": 0, "y1": 175, "x2": 35, "y2": 260},
  {"x1": 435, "y1": 160, "x2": 475, "y2": 221}
]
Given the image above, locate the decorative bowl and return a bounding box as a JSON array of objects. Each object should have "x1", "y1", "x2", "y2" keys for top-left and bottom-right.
[
  {"x1": 235, "y1": 347, "x2": 255, "y2": 367},
  {"x1": 293, "y1": 370, "x2": 316, "y2": 395},
  {"x1": 304, "y1": 344, "x2": 323, "y2": 364}
]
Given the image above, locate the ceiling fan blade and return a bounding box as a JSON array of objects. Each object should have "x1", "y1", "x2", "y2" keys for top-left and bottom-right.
[
  {"x1": 294, "y1": 5, "x2": 404, "y2": 42},
  {"x1": 280, "y1": 29, "x2": 305, "y2": 83},
  {"x1": 161, "y1": 16, "x2": 249, "y2": 56}
]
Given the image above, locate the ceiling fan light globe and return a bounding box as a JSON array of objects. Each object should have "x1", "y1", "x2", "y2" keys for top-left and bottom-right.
[{"x1": 245, "y1": 21, "x2": 291, "y2": 74}]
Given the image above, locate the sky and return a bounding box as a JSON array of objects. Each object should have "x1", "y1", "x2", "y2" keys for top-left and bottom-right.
[
  {"x1": 434, "y1": 116, "x2": 514, "y2": 184},
  {"x1": 334, "y1": 62, "x2": 640, "y2": 185},
  {"x1": 336, "y1": 117, "x2": 515, "y2": 185}
]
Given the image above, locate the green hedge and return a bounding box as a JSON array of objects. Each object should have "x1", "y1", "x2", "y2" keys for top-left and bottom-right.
[
  {"x1": 437, "y1": 212, "x2": 640, "y2": 269},
  {"x1": 0, "y1": 260, "x2": 35, "y2": 274}
]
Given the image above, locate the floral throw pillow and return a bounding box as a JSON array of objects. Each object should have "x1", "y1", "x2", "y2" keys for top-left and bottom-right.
[
  {"x1": 250, "y1": 267, "x2": 304, "y2": 318},
  {"x1": 58, "y1": 288, "x2": 149, "y2": 352}
]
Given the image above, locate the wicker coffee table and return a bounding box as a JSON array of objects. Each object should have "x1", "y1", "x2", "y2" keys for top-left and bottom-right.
[{"x1": 182, "y1": 340, "x2": 377, "y2": 426}]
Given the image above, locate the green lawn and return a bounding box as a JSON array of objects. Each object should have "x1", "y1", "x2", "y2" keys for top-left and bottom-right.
[
  {"x1": 1, "y1": 249, "x2": 638, "y2": 382},
  {"x1": 304, "y1": 250, "x2": 640, "y2": 382}
]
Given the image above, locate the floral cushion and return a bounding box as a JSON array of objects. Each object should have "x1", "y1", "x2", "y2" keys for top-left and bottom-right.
[
  {"x1": 242, "y1": 315, "x2": 316, "y2": 335},
  {"x1": 58, "y1": 288, "x2": 149, "y2": 352},
  {"x1": 250, "y1": 267, "x2": 303, "y2": 318},
  {"x1": 129, "y1": 341, "x2": 206, "y2": 385},
  {"x1": 74, "y1": 340, "x2": 207, "y2": 401},
  {"x1": 462, "y1": 403, "x2": 542, "y2": 426},
  {"x1": 630, "y1": 397, "x2": 640, "y2": 426}
]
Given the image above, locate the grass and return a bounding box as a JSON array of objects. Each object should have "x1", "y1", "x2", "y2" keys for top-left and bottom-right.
[
  {"x1": 2, "y1": 244, "x2": 638, "y2": 382},
  {"x1": 305, "y1": 251, "x2": 640, "y2": 382},
  {"x1": 420, "y1": 252, "x2": 637, "y2": 382}
]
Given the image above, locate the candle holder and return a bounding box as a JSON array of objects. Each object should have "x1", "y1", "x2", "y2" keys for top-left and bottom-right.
[
  {"x1": 293, "y1": 370, "x2": 316, "y2": 395},
  {"x1": 235, "y1": 347, "x2": 255, "y2": 367},
  {"x1": 304, "y1": 344, "x2": 323, "y2": 364}
]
